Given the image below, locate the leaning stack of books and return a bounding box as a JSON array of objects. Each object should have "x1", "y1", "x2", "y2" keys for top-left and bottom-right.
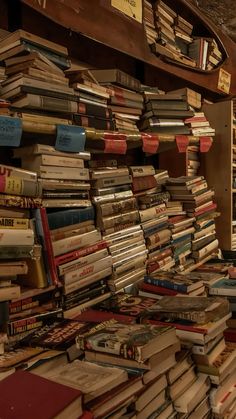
[
  {"x1": 66, "y1": 69, "x2": 115, "y2": 131},
  {"x1": 165, "y1": 175, "x2": 219, "y2": 270},
  {"x1": 90, "y1": 68, "x2": 143, "y2": 133},
  {"x1": 14, "y1": 144, "x2": 91, "y2": 209}
]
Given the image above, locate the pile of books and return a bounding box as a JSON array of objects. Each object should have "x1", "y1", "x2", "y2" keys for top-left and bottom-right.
[
  {"x1": 185, "y1": 110, "x2": 215, "y2": 137},
  {"x1": 90, "y1": 68, "x2": 143, "y2": 133},
  {"x1": 14, "y1": 144, "x2": 91, "y2": 209},
  {"x1": 166, "y1": 175, "x2": 219, "y2": 270},
  {"x1": 187, "y1": 145, "x2": 200, "y2": 176},
  {"x1": 66, "y1": 69, "x2": 115, "y2": 131},
  {"x1": 143, "y1": 0, "x2": 157, "y2": 45},
  {"x1": 148, "y1": 0, "x2": 223, "y2": 71}
]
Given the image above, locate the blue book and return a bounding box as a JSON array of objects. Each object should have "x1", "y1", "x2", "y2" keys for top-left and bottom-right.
[
  {"x1": 209, "y1": 278, "x2": 236, "y2": 296},
  {"x1": 22, "y1": 40, "x2": 70, "y2": 69},
  {"x1": 47, "y1": 207, "x2": 95, "y2": 230},
  {"x1": 172, "y1": 234, "x2": 192, "y2": 245},
  {"x1": 144, "y1": 275, "x2": 202, "y2": 294}
]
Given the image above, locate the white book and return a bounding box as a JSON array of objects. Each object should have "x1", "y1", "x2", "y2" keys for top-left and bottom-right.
[
  {"x1": 52, "y1": 230, "x2": 102, "y2": 257},
  {"x1": 13, "y1": 144, "x2": 90, "y2": 160},
  {"x1": 63, "y1": 256, "x2": 113, "y2": 284},
  {"x1": 64, "y1": 267, "x2": 112, "y2": 294},
  {"x1": 28, "y1": 165, "x2": 89, "y2": 180},
  {"x1": 22, "y1": 154, "x2": 85, "y2": 170},
  {"x1": 139, "y1": 204, "x2": 166, "y2": 222},
  {"x1": 58, "y1": 248, "x2": 109, "y2": 276},
  {"x1": 0, "y1": 229, "x2": 34, "y2": 245}
]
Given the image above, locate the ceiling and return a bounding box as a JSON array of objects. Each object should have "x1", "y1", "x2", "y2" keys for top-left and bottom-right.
[{"x1": 193, "y1": 0, "x2": 236, "y2": 42}]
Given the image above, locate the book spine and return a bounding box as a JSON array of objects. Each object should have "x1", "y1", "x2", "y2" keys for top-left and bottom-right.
[
  {"x1": 77, "y1": 103, "x2": 112, "y2": 119},
  {"x1": 58, "y1": 248, "x2": 109, "y2": 276},
  {"x1": 0, "y1": 217, "x2": 29, "y2": 229},
  {"x1": 39, "y1": 166, "x2": 89, "y2": 180},
  {"x1": 100, "y1": 211, "x2": 139, "y2": 230},
  {"x1": 0, "y1": 164, "x2": 37, "y2": 181},
  {"x1": 35, "y1": 208, "x2": 59, "y2": 285},
  {"x1": 131, "y1": 166, "x2": 155, "y2": 178},
  {"x1": 0, "y1": 286, "x2": 21, "y2": 302},
  {"x1": 73, "y1": 114, "x2": 115, "y2": 131},
  {"x1": 52, "y1": 230, "x2": 102, "y2": 257},
  {"x1": 139, "y1": 204, "x2": 166, "y2": 222},
  {"x1": 64, "y1": 267, "x2": 112, "y2": 294},
  {"x1": 0, "y1": 175, "x2": 41, "y2": 198},
  {"x1": 0, "y1": 229, "x2": 34, "y2": 246},
  {"x1": 54, "y1": 240, "x2": 108, "y2": 266},
  {"x1": 98, "y1": 198, "x2": 137, "y2": 217},
  {"x1": 117, "y1": 69, "x2": 140, "y2": 91},
  {"x1": 63, "y1": 256, "x2": 112, "y2": 284},
  {"x1": 132, "y1": 176, "x2": 157, "y2": 192},
  {"x1": 47, "y1": 207, "x2": 95, "y2": 230},
  {"x1": 144, "y1": 276, "x2": 187, "y2": 293},
  {"x1": 9, "y1": 288, "x2": 60, "y2": 314},
  {"x1": 0, "y1": 245, "x2": 33, "y2": 259},
  {"x1": 0, "y1": 194, "x2": 42, "y2": 209},
  {"x1": 8, "y1": 309, "x2": 63, "y2": 336}
]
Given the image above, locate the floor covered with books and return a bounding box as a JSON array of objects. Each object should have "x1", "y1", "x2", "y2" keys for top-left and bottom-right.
[{"x1": 0, "y1": 15, "x2": 236, "y2": 419}]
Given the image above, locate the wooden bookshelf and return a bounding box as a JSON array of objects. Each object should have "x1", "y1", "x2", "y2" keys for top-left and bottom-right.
[
  {"x1": 13, "y1": 0, "x2": 236, "y2": 97},
  {"x1": 201, "y1": 100, "x2": 233, "y2": 251}
]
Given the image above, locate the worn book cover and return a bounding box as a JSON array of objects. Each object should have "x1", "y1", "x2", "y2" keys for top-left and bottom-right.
[{"x1": 95, "y1": 293, "x2": 156, "y2": 318}]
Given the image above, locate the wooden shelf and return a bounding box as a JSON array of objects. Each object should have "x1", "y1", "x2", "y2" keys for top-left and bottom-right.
[{"x1": 19, "y1": 0, "x2": 236, "y2": 96}]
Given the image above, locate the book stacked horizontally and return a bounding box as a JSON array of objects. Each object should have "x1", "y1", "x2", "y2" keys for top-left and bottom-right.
[
  {"x1": 142, "y1": 270, "x2": 206, "y2": 300},
  {"x1": 90, "y1": 161, "x2": 146, "y2": 292},
  {"x1": 44, "y1": 206, "x2": 112, "y2": 318},
  {"x1": 76, "y1": 321, "x2": 181, "y2": 417},
  {"x1": 174, "y1": 13, "x2": 194, "y2": 57},
  {"x1": 166, "y1": 175, "x2": 219, "y2": 270},
  {"x1": 90, "y1": 68, "x2": 143, "y2": 133},
  {"x1": 14, "y1": 144, "x2": 91, "y2": 209},
  {"x1": 139, "y1": 88, "x2": 198, "y2": 134},
  {"x1": 185, "y1": 111, "x2": 216, "y2": 138},
  {"x1": 0, "y1": 30, "x2": 77, "y2": 125},
  {"x1": 66, "y1": 69, "x2": 115, "y2": 131}
]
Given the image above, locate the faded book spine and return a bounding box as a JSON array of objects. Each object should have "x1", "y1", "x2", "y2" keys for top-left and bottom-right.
[
  {"x1": 52, "y1": 230, "x2": 102, "y2": 257},
  {"x1": 64, "y1": 267, "x2": 112, "y2": 295},
  {"x1": 0, "y1": 194, "x2": 42, "y2": 208},
  {"x1": 63, "y1": 256, "x2": 113, "y2": 284},
  {"x1": 132, "y1": 175, "x2": 157, "y2": 192},
  {"x1": 100, "y1": 210, "x2": 139, "y2": 230},
  {"x1": 0, "y1": 217, "x2": 29, "y2": 229},
  {"x1": 139, "y1": 204, "x2": 166, "y2": 222},
  {"x1": 98, "y1": 197, "x2": 137, "y2": 217},
  {"x1": 0, "y1": 175, "x2": 41, "y2": 198},
  {"x1": 0, "y1": 164, "x2": 37, "y2": 181},
  {"x1": 54, "y1": 240, "x2": 108, "y2": 266}
]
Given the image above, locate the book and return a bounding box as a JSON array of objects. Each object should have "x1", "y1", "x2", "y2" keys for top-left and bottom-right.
[
  {"x1": 0, "y1": 175, "x2": 41, "y2": 197},
  {"x1": 174, "y1": 374, "x2": 210, "y2": 414},
  {"x1": 13, "y1": 144, "x2": 90, "y2": 160},
  {"x1": 76, "y1": 320, "x2": 176, "y2": 362},
  {"x1": 0, "y1": 285, "x2": 21, "y2": 302},
  {"x1": 47, "y1": 207, "x2": 95, "y2": 230},
  {"x1": 90, "y1": 69, "x2": 141, "y2": 91},
  {"x1": 0, "y1": 370, "x2": 82, "y2": 419},
  {"x1": 209, "y1": 278, "x2": 236, "y2": 296},
  {"x1": 144, "y1": 296, "x2": 230, "y2": 324},
  {"x1": 41, "y1": 359, "x2": 128, "y2": 403}
]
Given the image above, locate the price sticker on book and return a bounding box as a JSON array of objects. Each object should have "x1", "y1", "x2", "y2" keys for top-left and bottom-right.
[
  {"x1": 141, "y1": 134, "x2": 159, "y2": 154},
  {"x1": 200, "y1": 136, "x2": 213, "y2": 153},
  {"x1": 104, "y1": 139, "x2": 127, "y2": 154},
  {"x1": 55, "y1": 125, "x2": 86, "y2": 152},
  {"x1": 0, "y1": 116, "x2": 22, "y2": 147},
  {"x1": 176, "y1": 135, "x2": 189, "y2": 152}
]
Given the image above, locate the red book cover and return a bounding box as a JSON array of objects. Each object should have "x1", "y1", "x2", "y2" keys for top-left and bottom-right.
[
  {"x1": 54, "y1": 240, "x2": 108, "y2": 266},
  {"x1": 140, "y1": 282, "x2": 180, "y2": 296},
  {"x1": 224, "y1": 328, "x2": 236, "y2": 343},
  {"x1": 132, "y1": 175, "x2": 157, "y2": 192},
  {"x1": 73, "y1": 309, "x2": 134, "y2": 324},
  {"x1": 0, "y1": 370, "x2": 82, "y2": 419},
  {"x1": 40, "y1": 208, "x2": 59, "y2": 285},
  {"x1": 193, "y1": 202, "x2": 217, "y2": 217}
]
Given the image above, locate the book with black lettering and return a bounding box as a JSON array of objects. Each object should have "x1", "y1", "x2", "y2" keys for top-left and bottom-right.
[
  {"x1": 62, "y1": 285, "x2": 108, "y2": 311},
  {"x1": 95, "y1": 293, "x2": 156, "y2": 320}
]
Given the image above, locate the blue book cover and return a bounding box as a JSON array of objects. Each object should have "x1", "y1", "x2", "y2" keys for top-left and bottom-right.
[
  {"x1": 210, "y1": 278, "x2": 236, "y2": 296},
  {"x1": 47, "y1": 207, "x2": 95, "y2": 230},
  {"x1": 172, "y1": 234, "x2": 192, "y2": 245},
  {"x1": 144, "y1": 276, "x2": 189, "y2": 293},
  {"x1": 22, "y1": 40, "x2": 70, "y2": 69}
]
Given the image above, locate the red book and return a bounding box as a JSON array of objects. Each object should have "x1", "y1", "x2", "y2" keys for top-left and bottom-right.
[
  {"x1": 73, "y1": 308, "x2": 134, "y2": 324},
  {"x1": 0, "y1": 370, "x2": 82, "y2": 419},
  {"x1": 132, "y1": 175, "x2": 157, "y2": 192},
  {"x1": 40, "y1": 208, "x2": 59, "y2": 285},
  {"x1": 54, "y1": 240, "x2": 108, "y2": 266},
  {"x1": 140, "y1": 282, "x2": 180, "y2": 296},
  {"x1": 193, "y1": 202, "x2": 217, "y2": 217}
]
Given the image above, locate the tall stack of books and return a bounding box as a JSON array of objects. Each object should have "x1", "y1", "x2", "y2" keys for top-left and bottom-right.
[
  {"x1": 131, "y1": 166, "x2": 174, "y2": 275},
  {"x1": 66, "y1": 69, "x2": 115, "y2": 131},
  {"x1": 165, "y1": 176, "x2": 219, "y2": 270},
  {"x1": 143, "y1": 0, "x2": 157, "y2": 45},
  {"x1": 90, "y1": 162, "x2": 146, "y2": 292},
  {"x1": 90, "y1": 68, "x2": 143, "y2": 133},
  {"x1": 13, "y1": 144, "x2": 91, "y2": 209},
  {"x1": 44, "y1": 206, "x2": 112, "y2": 318}
]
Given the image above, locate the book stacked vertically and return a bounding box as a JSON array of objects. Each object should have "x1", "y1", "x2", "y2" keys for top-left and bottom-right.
[
  {"x1": 0, "y1": 30, "x2": 77, "y2": 127},
  {"x1": 132, "y1": 166, "x2": 174, "y2": 276},
  {"x1": 14, "y1": 144, "x2": 91, "y2": 209},
  {"x1": 143, "y1": 0, "x2": 157, "y2": 45},
  {"x1": 90, "y1": 68, "x2": 143, "y2": 133},
  {"x1": 90, "y1": 161, "x2": 146, "y2": 292},
  {"x1": 166, "y1": 175, "x2": 219, "y2": 270},
  {"x1": 66, "y1": 69, "x2": 115, "y2": 131}
]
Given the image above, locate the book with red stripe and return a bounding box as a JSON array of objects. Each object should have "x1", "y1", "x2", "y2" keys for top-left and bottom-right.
[{"x1": 54, "y1": 240, "x2": 108, "y2": 266}]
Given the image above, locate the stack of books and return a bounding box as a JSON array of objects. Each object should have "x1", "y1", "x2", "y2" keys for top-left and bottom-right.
[
  {"x1": 90, "y1": 68, "x2": 143, "y2": 133},
  {"x1": 0, "y1": 31, "x2": 76, "y2": 119},
  {"x1": 14, "y1": 144, "x2": 91, "y2": 209},
  {"x1": 165, "y1": 175, "x2": 219, "y2": 269},
  {"x1": 185, "y1": 111, "x2": 215, "y2": 137},
  {"x1": 206, "y1": 39, "x2": 223, "y2": 71},
  {"x1": 174, "y1": 14, "x2": 194, "y2": 57},
  {"x1": 45, "y1": 206, "x2": 112, "y2": 318},
  {"x1": 66, "y1": 69, "x2": 115, "y2": 131},
  {"x1": 189, "y1": 37, "x2": 222, "y2": 71},
  {"x1": 153, "y1": 1, "x2": 181, "y2": 56},
  {"x1": 139, "y1": 88, "x2": 197, "y2": 134},
  {"x1": 143, "y1": 0, "x2": 157, "y2": 45}
]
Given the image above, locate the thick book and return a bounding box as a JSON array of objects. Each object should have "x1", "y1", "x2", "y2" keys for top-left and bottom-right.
[
  {"x1": 0, "y1": 175, "x2": 41, "y2": 198},
  {"x1": 144, "y1": 272, "x2": 203, "y2": 294},
  {"x1": 76, "y1": 320, "x2": 176, "y2": 362},
  {"x1": 132, "y1": 175, "x2": 157, "y2": 192},
  {"x1": 0, "y1": 370, "x2": 82, "y2": 419},
  {"x1": 143, "y1": 296, "x2": 230, "y2": 324},
  {"x1": 54, "y1": 240, "x2": 108, "y2": 267},
  {"x1": 73, "y1": 114, "x2": 115, "y2": 130},
  {"x1": 47, "y1": 207, "x2": 95, "y2": 230},
  {"x1": 52, "y1": 229, "x2": 102, "y2": 257},
  {"x1": 13, "y1": 144, "x2": 90, "y2": 160},
  {"x1": 90, "y1": 69, "x2": 141, "y2": 91},
  {"x1": 96, "y1": 293, "x2": 157, "y2": 319},
  {"x1": 0, "y1": 163, "x2": 37, "y2": 181}
]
